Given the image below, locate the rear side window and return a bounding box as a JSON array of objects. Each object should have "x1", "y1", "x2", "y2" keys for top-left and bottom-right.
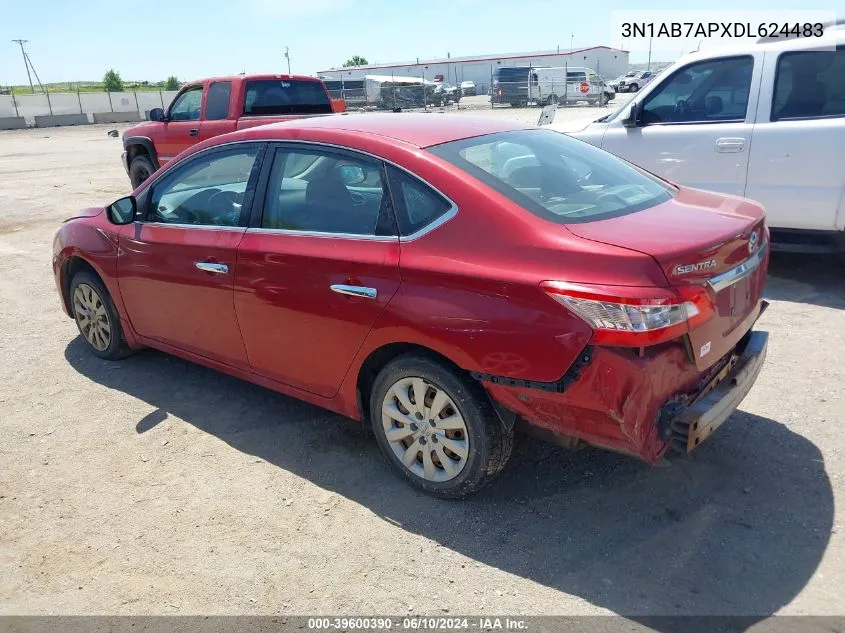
[
  {"x1": 428, "y1": 129, "x2": 673, "y2": 224},
  {"x1": 641, "y1": 56, "x2": 753, "y2": 124},
  {"x1": 386, "y1": 166, "x2": 452, "y2": 236},
  {"x1": 205, "y1": 81, "x2": 231, "y2": 120},
  {"x1": 772, "y1": 46, "x2": 845, "y2": 121},
  {"x1": 243, "y1": 79, "x2": 332, "y2": 115}
]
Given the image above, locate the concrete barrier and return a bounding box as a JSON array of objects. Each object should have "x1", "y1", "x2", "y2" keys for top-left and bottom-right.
[
  {"x1": 34, "y1": 114, "x2": 91, "y2": 128},
  {"x1": 92, "y1": 111, "x2": 143, "y2": 124},
  {"x1": 0, "y1": 117, "x2": 27, "y2": 130}
]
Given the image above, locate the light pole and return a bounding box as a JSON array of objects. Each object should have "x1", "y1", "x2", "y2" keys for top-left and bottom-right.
[
  {"x1": 12, "y1": 39, "x2": 34, "y2": 93},
  {"x1": 284, "y1": 47, "x2": 291, "y2": 75},
  {"x1": 647, "y1": 36, "x2": 652, "y2": 71}
]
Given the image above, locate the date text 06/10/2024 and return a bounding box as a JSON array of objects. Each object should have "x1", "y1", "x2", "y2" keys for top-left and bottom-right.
[{"x1": 307, "y1": 618, "x2": 528, "y2": 630}]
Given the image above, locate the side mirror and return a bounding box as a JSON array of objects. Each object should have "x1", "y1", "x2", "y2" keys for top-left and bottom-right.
[
  {"x1": 107, "y1": 196, "x2": 136, "y2": 225},
  {"x1": 148, "y1": 107, "x2": 165, "y2": 122},
  {"x1": 622, "y1": 103, "x2": 642, "y2": 128}
]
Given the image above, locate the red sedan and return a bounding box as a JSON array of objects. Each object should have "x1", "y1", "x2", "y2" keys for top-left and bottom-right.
[{"x1": 53, "y1": 113, "x2": 769, "y2": 498}]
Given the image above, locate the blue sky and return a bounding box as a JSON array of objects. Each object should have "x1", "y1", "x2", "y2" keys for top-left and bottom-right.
[{"x1": 0, "y1": 0, "x2": 839, "y2": 85}]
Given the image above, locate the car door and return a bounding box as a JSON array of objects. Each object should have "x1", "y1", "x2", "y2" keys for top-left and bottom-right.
[
  {"x1": 199, "y1": 80, "x2": 237, "y2": 141},
  {"x1": 157, "y1": 85, "x2": 205, "y2": 164},
  {"x1": 599, "y1": 54, "x2": 760, "y2": 197},
  {"x1": 234, "y1": 144, "x2": 401, "y2": 398},
  {"x1": 117, "y1": 143, "x2": 264, "y2": 368},
  {"x1": 745, "y1": 44, "x2": 845, "y2": 230}
]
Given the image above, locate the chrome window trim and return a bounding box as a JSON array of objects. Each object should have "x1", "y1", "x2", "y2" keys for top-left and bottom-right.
[
  {"x1": 707, "y1": 238, "x2": 768, "y2": 293},
  {"x1": 140, "y1": 139, "x2": 460, "y2": 241},
  {"x1": 141, "y1": 222, "x2": 246, "y2": 231},
  {"x1": 246, "y1": 227, "x2": 397, "y2": 241},
  {"x1": 262, "y1": 139, "x2": 459, "y2": 241}
]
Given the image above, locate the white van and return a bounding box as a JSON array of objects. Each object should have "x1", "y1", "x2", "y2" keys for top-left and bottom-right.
[
  {"x1": 533, "y1": 67, "x2": 614, "y2": 106},
  {"x1": 554, "y1": 21, "x2": 845, "y2": 251}
]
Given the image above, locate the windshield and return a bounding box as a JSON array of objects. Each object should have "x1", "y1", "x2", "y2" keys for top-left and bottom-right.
[{"x1": 428, "y1": 130, "x2": 673, "y2": 224}]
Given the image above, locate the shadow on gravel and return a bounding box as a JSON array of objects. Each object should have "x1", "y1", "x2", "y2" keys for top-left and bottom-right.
[
  {"x1": 765, "y1": 252, "x2": 845, "y2": 309},
  {"x1": 66, "y1": 337, "x2": 833, "y2": 626}
]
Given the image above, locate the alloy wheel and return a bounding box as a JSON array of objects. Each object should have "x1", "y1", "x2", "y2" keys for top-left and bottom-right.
[
  {"x1": 381, "y1": 377, "x2": 469, "y2": 482},
  {"x1": 73, "y1": 283, "x2": 111, "y2": 351}
]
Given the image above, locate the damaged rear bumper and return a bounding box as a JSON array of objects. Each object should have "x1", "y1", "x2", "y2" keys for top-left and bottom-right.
[
  {"x1": 666, "y1": 330, "x2": 768, "y2": 453},
  {"x1": 481, "y1": 328, "x2": 769, "y2": 464}
]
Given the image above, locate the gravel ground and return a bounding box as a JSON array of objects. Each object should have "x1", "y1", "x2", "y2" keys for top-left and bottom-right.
[{"x1": 0, "y1": 105, "x2": 843, "y2": 622}]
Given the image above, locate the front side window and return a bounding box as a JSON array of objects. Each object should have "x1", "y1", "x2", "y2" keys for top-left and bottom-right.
[
  {"x1": 149, "y1": 147, "x2": 259, "y2": 226},
  {"x1": 641, "y1": 56, "x2": 753, "y2": 124},
  {"x1": 205, "y1": 81, "x2": 232, "y2": 120},
  {"x1": 168, "y1": 87, "x2": 203, "y2": 121},
  {"x1": 772, "y1": 46, "x2": 845, "y2": 121},
  {"x1": 261, "y1": 147, "x2": 395, "y2": 236},
  {"x1": 243, "y1": 79, "x2": 332, "y2": 116},
  {"x1": 428, "y1": 129, "x2": 673, "y2": 224}
]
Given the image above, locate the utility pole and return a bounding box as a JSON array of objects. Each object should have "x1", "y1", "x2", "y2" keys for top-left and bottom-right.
[
  {"x1": 647, "y1": 36, "x2": 652, "y2": 71},
  {"x1": 284, "y1": 47, "x2": 291, "y2": 75},
  {"x1": 12, "y1": 39, "x2": 34, "y2": 93}
]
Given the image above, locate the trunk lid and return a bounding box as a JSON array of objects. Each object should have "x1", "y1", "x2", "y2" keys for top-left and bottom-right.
[{"x1": 565, "y1": 187, "x2": 769, "y2": 370}]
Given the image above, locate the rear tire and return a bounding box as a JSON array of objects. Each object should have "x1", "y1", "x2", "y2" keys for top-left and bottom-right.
[
  {"x1": 69, "y1": 271, "x2": 133, "y2": 361},
  {"x1": 629, "y1": 83, "x2": 639, "y2": 92},
  {"x1": 369, "y1": 354, "x2": 513, "y2": 499},
  {"x1": 129, "y1": 154, "x2": 156, "y2": 189},
  {"x1": 546, "y1": 94, "x2": 558, "y2": 106}
]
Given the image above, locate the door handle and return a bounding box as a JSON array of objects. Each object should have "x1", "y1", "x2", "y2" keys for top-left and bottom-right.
[
  {"x1": 330, "y1": 284, "x2": 377, "y2": 299},
  {"x1": 195, "y1": 262, "x2": 228, "y2": 274},
  {"x1": 715, "y1": 137, "x2": 745, "y2": 152},
  {"x1": 189, "y1": 128, "x2": 199, "y2": 137}
]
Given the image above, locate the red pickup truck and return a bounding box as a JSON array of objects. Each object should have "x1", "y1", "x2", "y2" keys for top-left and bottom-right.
[{"x1": 121, "y1": 74, "x2": 344, "y2": 187}]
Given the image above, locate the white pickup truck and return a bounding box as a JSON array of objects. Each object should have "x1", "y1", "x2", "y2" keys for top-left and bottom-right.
[{"x1": 553, "y1": 21, "x2": 845, "y2": 252}]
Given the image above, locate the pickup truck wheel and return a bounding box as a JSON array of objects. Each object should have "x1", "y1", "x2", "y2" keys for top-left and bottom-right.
[
  {"x1": 69, "y1": 271, "x2": 132, "y2": 360},
  {"x1": 370, "y1": 354, "x2": 513, "y2": 499},
  {"x1": 129, "y1": 155, "x2": 156, "y2": 189}
]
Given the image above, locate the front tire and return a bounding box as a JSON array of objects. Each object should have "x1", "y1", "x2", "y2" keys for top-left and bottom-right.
[
  {"x1": 69, "y1": 271, "x2": 132, "y2": 360},
  {"x1": 370, "y1": 354, "x2": 513, "y2": 499},
  {"x1": 129, "y1": 154, "x2": 156, "y2": 189}
]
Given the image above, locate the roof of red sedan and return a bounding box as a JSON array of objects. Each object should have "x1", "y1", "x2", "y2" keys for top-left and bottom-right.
[{"x1": 258, "y1": 112, "x2": 534, "y2": 148}]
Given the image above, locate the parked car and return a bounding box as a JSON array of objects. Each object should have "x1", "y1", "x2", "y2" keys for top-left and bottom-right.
[
  {"x1": 55, "y1": 114, "x2": 770, "y2": 498},
  {"x1": 555, "y1": 20, "x2": 845, "y2": 252},
  {"x1": 492, "y1": 66, "x2": 537, "y2": 106},
  {"x1": 618, "y1": 71, "x2": 654, "y2": 92},
  {"x1": 121, "y1": 74, "x2": 343, "y2": 188},
  {"x1": 607, "y1": 71, "x2": 638, "y2": 92},
  {"x1": 433, "y1": 83, "x2": 461, "y2": 106},
  {"x1": 460, "y1": 80, "x2": 477, "y2": 96}
]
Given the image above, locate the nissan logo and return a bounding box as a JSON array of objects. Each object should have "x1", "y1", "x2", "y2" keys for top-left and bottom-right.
[{"x1": 748, "y1": 231, "x2": 759, "y2": 254}]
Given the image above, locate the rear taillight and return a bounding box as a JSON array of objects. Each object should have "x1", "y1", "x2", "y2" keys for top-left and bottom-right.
[{"x1": 541, "y1": 281, "x2": 714, "y2": 347}]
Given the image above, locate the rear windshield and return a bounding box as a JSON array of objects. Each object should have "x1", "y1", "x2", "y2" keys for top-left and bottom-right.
[
  {"x1": 496, "y1": 67, "x2": 531, "y2": 80},
  {"x1": 243, "y1": 79, "x2": 332, "y2": 116},
  {"x1": 427, "y1": 130, "x2": 674, "y2": 224}
]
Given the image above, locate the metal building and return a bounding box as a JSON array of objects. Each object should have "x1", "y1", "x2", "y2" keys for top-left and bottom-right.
[{"x1": 317, "y1": 46, "x2": 629, "y2": 95}]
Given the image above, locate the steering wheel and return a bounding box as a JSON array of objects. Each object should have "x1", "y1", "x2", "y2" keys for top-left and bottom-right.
[
  {"x1": 673, "y1": 99, "x2": 691, "y2": 121},
  {"x1": 596, "y1": 192, "x2": 629, "y2": 206},
  {"x1": 206, "y1": 190, "x2": 240, "y2": 224}
]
